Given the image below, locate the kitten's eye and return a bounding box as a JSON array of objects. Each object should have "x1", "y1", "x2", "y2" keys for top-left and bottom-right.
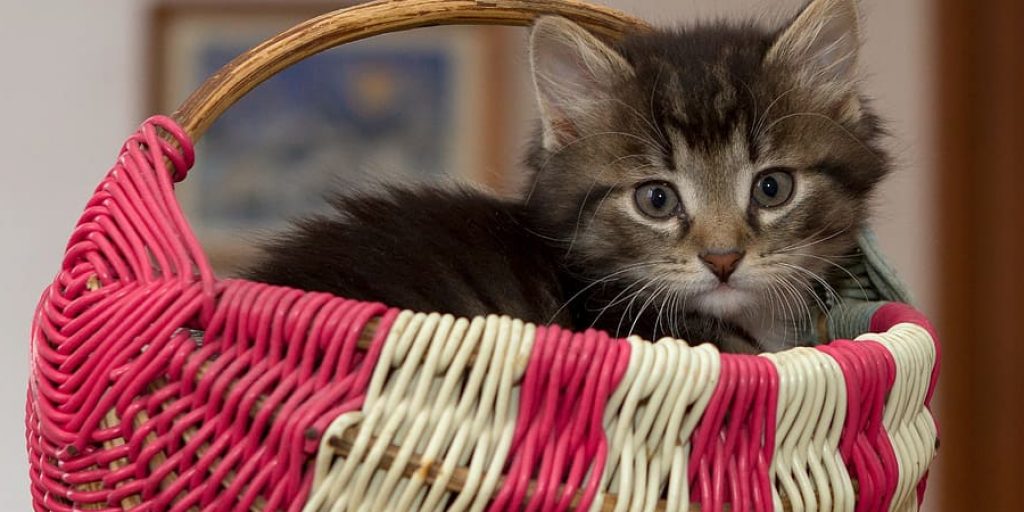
[
  {"x1": 752, "y1": 169, "x2": 795, "y2": 208},
  {"x1": 634, "y1": 182, "x2": 681, "y2": 219}
]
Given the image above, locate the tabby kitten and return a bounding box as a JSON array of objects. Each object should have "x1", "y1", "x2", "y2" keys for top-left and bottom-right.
[
  {"x1": 246, "y1": 0, "x2": 889, "y2": 353},
  {"x1": 525, "y1": 0, "x2": 889, "y2": 352}
]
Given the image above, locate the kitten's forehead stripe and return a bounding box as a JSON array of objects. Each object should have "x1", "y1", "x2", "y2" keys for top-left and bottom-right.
[{"x1": 618, "y1": 24, "x2": 769, "y2": 151}]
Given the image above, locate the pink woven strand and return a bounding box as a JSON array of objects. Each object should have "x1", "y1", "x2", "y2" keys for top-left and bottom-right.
[
  {"x1": 871, "y1": 343, "x2": 900, "y2": 511},
  {"x1": 526, "y1": 328, "x2": 585, "y2": 512},
  {"x1": 689, "y1": 355, "x2": 733, "y2": 512},
  {"x1": 496, "y1": 327, "x2": 568, "y2": 512},
  {"x1": 687, "y1": 351, "x2": 778, "y2": 512},
  {"x1": 814, "y1": 302, "x2": 940, "y2": 512},
  {"x1": 192, "y1": 281, "x2": 395, "y2": 512},
  {"x1": 870, "y1": 304, "x2": 941, "y2": 412},
  {"x1": 556, "y1": 330, "x2": 627, "y2": 511},
  {"x1": 489, "y1": 327, "x2": 630, "y2": 512},
  {"x1": 818, "y1": 339, "x2": 897, "y2": 512},
  {"x1": 29, "y1": 115, "x2": 206, "y2": 506},
  {"x1": 870, "y1": 303, "x2": 941, "y2": 508},
  {"x1": 26, "y1": 116, "x2": 399, "y2": 511}
]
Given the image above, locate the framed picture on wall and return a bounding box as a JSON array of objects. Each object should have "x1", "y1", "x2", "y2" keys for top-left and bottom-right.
[{"x1": 149, "y1": 1, "x2": 515, "y2": 272}]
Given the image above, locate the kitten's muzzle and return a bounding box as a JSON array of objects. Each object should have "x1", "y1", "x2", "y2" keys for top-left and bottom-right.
[{"x1": 700, "y1": 250, "x2": 745, "y2": 282}]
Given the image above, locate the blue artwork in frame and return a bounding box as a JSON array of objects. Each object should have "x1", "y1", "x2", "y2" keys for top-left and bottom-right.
[
  {"x1": 153, "y1": 6, "x2": 500, "y2": 270},
  {"x1": 198, "y1": 44, "x2": 454, "y2": 229}
]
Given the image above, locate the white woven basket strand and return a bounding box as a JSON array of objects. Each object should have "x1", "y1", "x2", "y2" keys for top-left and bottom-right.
[
  {"x1": 410, "y1": 316, "x2": 489, "y2": 510},
  {"x1": 372, "y1": 315, "x2": 460, "y2": 510},
  {"x1": 469, "y1": 318, "x2": 533, "y2": 512},
  {"x1": 308, "y1": 314, "x2": 535, "y2": 512},
  {"x1": 308, "y1": 310, "x2": 423, "y2": 510},
  {"x1": 438, "y1": 317, "x2": 529, "y2": 512},
  {"x1": 595, "y1": 338, "x2": 720, "y2": 512},
  {"x1": 356, "y1": 312, "x2": 444, "y2": 509},
  {"x1": 347, "y1": 311, "x2": 438, "y2": 509},
  {"x1": 765, "y1": 347, "x2": 853, "y2": 512},
  {"x1": 861, "y1": 323, "x2": 936, "y2": 512}
]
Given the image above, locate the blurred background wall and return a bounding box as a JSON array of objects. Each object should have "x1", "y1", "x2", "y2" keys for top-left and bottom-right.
[{"x1": 0, "y1": 0, "x2": 941, "y2": 509}]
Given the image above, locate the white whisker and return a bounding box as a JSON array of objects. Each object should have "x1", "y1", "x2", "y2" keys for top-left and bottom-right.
[{"x1": 547, "y1": 261, "x2": 667, "y2": 324}]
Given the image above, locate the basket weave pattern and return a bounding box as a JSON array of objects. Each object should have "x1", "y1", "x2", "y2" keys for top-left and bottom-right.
[
  {"x1": 26, "y1": 119, "x2": 402, "y2": 510},
  {"x1": 26, "y1": 116, "x2": 939, "y2": 511}
]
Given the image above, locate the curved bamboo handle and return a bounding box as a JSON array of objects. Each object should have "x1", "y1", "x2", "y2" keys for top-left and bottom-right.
[{"x1": 171, "y1": 0, "x2": 651, "y2": 142}]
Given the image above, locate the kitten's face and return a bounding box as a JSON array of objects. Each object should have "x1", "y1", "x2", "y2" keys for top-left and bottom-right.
[{"x1": 526, "y1": 0, "x2": 888, "y2": 341}]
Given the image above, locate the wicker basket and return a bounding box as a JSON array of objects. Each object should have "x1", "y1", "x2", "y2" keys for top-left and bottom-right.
[{"x1": 26, "y1": 1, "x2": 940, "y2": 511}]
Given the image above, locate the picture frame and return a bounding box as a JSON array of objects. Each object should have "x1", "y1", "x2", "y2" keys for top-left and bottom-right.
[{"x1": 148, "y1": 1, "x2": 516, "y2": 272}]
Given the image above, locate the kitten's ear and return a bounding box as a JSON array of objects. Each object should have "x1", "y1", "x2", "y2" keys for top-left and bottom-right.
[
  {"x1": 768, "y1": 0, "x2": 861, "y2": 83},
  {"x1": 530, "y1": 16, "x2": 633, "y2": 150}
]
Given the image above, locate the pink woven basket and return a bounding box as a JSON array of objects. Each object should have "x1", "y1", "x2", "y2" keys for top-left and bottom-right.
[{"x1": 26, "y1": 1, "x2": 940, "y2": 511}]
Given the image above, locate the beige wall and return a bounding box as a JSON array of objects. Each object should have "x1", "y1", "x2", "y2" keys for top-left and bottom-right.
[
  {"x1": 0, "y1": 1, "x2": 935, "y2": 509},
  {"x1": 1, "y1": 1, "x2": 145, "y2": 508}
]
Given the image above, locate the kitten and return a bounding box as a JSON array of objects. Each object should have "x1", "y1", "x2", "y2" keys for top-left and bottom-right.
[
  {"x1": 246, "y1": 0, "x2": 889, "y2": 353},
  {"x1": 525, "y1": 0, "x2": 889, "y2": 352}
]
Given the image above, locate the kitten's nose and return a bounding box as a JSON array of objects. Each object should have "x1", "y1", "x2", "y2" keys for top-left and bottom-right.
[{"x1": 700, "y1": 250, "x2": 745, "y2": 282}]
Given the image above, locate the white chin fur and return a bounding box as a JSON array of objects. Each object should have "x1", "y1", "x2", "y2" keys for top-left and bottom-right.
[{"x1": 692, "y1": 287, "x2": 755, "y2": 317}]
